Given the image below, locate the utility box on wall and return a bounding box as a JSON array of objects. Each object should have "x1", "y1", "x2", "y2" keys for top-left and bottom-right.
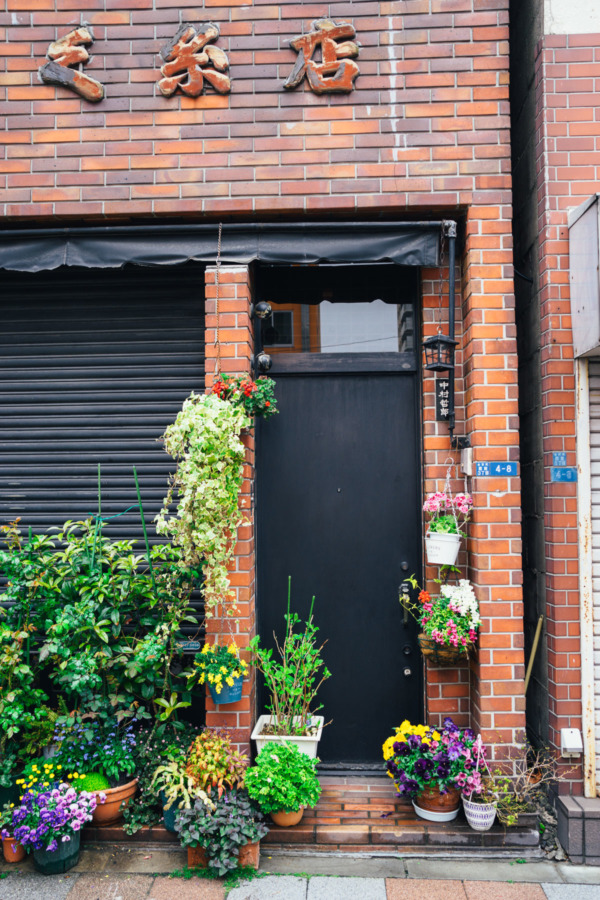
[{"x1": 568, "y1": 194, "x2": 600, "y2": 358}]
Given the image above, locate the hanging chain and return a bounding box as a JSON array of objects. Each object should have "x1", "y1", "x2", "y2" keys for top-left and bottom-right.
[
  {"x1": 443, "y1": 457, "x2": 459, "y2": 531},
  {"x1": 214, "y1": 221, "x2": 223, "y2": 376}
]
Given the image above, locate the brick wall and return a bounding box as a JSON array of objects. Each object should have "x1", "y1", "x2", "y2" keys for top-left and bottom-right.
[
  {"x1": 1, "y1": 1, "x2": 511, "y2": 219},
  {"x1": 532, "y1": 32, "x2": 600, "y2": 790},
  {"x1": 0, "y1": 1, "x2": 527, "y2": 758}
]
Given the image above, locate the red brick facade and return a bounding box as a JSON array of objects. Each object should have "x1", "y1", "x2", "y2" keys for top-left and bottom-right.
[
  {"x1": 0, "y1": 1, "x2": 526, "y2": 762},
  {"x1": 531, "y1": 32, "x2": 600, "y2": 791}
]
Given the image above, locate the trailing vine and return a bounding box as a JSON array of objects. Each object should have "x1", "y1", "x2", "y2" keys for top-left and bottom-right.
[{"x1": 156, "y1": 392, "x2": 250, "y2": 619}]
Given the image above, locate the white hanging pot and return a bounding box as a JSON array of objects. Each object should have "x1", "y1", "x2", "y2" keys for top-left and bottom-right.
[
  {"x1": 462, "y1": 796, "x2": 497, "y2": 831},
  {"x1": 425, "y1": 531, "x2": 461, "y2": 565}
]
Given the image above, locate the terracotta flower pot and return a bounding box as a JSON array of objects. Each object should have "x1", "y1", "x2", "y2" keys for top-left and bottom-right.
[
  {"x1": 2, "y1": 836, "x2": 26, "y2": 863},
  {"x1": 187, "y1": 845, "x2": 208, "y2": 868},
  {"x1": 413, "y1": 784, "x2": 460, "y2": 822},
  {"x1": 91, "y1": 777, "x2": 137, "y2": 826},
  {"x1": 187, "y1": 841, "x2": 260, "y2": 870},
  {"x1": 269, "y1": 808, "x2": 304, "y2": 827}
]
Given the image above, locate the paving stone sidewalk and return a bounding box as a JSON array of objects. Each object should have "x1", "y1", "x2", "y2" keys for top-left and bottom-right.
[{"x1": 1, "y1": 848, "x2": 599, "y2": 900}]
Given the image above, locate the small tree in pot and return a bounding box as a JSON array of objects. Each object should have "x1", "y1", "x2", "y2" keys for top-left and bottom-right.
[{"x1": 245, "y1": 741, "x2": 321, "y2": 827}]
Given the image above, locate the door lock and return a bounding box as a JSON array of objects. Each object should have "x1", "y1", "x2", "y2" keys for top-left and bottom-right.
[
  {"x1": 403, "y1": 667, "x2": 412, "y2": 677},
  {"x1": 403, "y1": 644, "x2": 412, "y2": 657}
]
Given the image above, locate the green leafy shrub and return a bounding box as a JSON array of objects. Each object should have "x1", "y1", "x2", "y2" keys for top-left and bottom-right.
[
  {"x1": 244, "y1": 742, "x2": 321, "y2": 814},
  {"x1": 174, "y1": 790, "x2": 268, "y2": 877},
  {"x1": 186, "y1": 730, "x2": 247, "y2": 798}
]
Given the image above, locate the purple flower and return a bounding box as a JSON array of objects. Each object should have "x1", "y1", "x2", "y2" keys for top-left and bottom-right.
[{"x1": 47, "y1": 839, "x2": 58, "y2": 852}]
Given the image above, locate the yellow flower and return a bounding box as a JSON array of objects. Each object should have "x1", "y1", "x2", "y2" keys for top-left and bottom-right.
[
  {"x1": 227, "y1": 644, "x2": 238, "y2": 655},
  {"x1": 220, "y1": 665, "x2": 228, "y2": 674},
  {"x1": 201, "y1": 643, "x2": 211, "y2": 656},
  {"x1": 399, "y1": 720, "x2": 412, "y2": 733},
  {"x1": 9, "y1": 803, "x2": 14, "y2": 808},
  {"x1": 16, "y1": 779, "x2": 23, "y2": 785},
  {"x1": 43, "y1": 781, "x2": 49, "y2": 787},
  {"x1": 382, "y1": 736, "x2": 397, "y2": 761},
  {"x1": 226, "y1": 677, "x2": 234, "y2": 687},
  {"x1": 207, "y1": 673, "x2": 214, "y2": 683},
  {"x1": 432, "y1": 731, "x2": 441, "y2": 742},
  {"x1": 73, "y1": 773, "x2": 79, "y2": 779}
]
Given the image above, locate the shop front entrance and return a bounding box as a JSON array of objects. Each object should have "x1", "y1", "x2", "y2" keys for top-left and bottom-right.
[{"x1": 255, "y1": 265, "x2": 423, "y2": 766}]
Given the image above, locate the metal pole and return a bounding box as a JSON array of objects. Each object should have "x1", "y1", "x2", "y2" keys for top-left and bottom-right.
[
  {"x1": 524, "y1": 615, "x2": 544, "y2": 693},
  {"x1": 446, "y1": 221, "x2": 457, "y2": 440},
  {"x1": 133, "y1": 466, "x2": 157, "y2": 596}
]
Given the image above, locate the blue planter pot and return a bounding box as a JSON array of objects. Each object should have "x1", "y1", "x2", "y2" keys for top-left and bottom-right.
[
  {"x1": 33, "y1": 831, "x2": 81, "y2": 875},
  {"x1": 160, "y1": 791, "x2": 179, "y2": 834},
  {"x1": 208, "y1": 676, "x2": 243, "y2": 705}
]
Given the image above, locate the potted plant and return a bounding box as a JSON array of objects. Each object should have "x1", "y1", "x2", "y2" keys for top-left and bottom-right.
[
  {"x1": 3, "y1": 781, "x2": 100, "y2": 874},
  {"x1": 424, "y1": 490, "x2": 473, "y2": 565},
  {"x1": 151, "y1": 757, "x2": 213, "y2": 833},
  {"x1": 122, "y1": 722, "x2": 202, "y2": 836},
  {"x1": 245, "y1": 741, "x2": 321, "y2": 827},
  {"x1": 53, "y1": 719, "x2": 138, "y2": 825},
  {"x1": 250, "y1": 578, "x2": 330, "y2": 757},
  {"x1": 192, "y1": 642, "x2": 249, "y2": 705},
  {"x1": 174, "y1": 789, "x2": 268, "y2": 875},
  {"x1": 383, "y1": 717, "x2": 479, "y2": 822},
  {"x1": 211, "y1": 374, "x2": 278, "y2": 420},
  {"x1": 185, "y1": 729, "x2": 248, "y2": 797},
  {"x1": 0, "y1": 802, "x2": 26, "y2": 863},
  {"x1": 401, "y1": 577, "x2": 480, "y2": 665}
]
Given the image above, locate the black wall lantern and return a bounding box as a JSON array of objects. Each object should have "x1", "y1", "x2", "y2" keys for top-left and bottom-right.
[
  {"x1": 423, "y1": 332, "x2": 457, "y2": 372},
  {"x1": 251, "y1": 301, "x2": 273, "y2": 373},
  {"x1": 422, "y1": 221, "x2": 466, "y2": 448}
]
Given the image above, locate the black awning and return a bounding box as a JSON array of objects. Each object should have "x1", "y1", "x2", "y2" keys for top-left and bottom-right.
[{"x1": 0, "y1": 221, "x2": 444, "y2": 272}]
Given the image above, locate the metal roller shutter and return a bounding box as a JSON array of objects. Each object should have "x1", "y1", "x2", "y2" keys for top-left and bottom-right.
[
  {"x1": 589, "y1": 359, "x2": 600, "y2": 783},
  {"x1": 0, "y1": 262, "x2": 206, "y2": 630}
]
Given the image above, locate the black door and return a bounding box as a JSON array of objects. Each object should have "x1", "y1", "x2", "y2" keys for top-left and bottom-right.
[{"x1": 256, "y1": 369, "x2": 422, "y2": 765}]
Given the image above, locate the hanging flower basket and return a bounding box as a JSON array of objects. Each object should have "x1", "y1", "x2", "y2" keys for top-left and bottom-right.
[
  {"x1": 208, "y1": 675, "x2": 243, "y2": 705},
  {"x1": 418, "y1": 633, "x2": 472, "y2": 667},
  {"x1": 425, "y1": 531, "x2": 461, "y2": 565}
]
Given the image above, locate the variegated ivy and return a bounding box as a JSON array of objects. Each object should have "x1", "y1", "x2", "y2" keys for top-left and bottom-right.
[{"x1": 156, "y1": 392, "x2": 250, "y2": 618}]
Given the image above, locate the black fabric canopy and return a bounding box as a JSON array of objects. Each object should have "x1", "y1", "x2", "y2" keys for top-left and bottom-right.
[{"x1": 0, "y1": 222, "x2": 444, "y2": 272}]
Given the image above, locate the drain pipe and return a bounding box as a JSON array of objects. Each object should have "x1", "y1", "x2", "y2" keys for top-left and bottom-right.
[{"x1": 576, "y1": 357, "x2": 597, "y2": 798}]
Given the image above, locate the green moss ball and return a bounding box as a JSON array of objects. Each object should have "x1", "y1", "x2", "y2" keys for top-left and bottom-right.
[{"x1": 76, "y1": 773, "x2": 111, "y2": 792}]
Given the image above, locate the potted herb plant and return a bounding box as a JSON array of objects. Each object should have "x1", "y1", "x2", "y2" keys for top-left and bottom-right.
[
  {"x1": 192, "y1": 642, "x2": 249, "y2": 705},
  {"x1": 383, "y1": 717, "x2": 479, "y2": 822},
  {"x1": 174, "y1": 789, "x2": 268, "y2": 875},
  {"x1": 53, "y1": 720, "x2": 138, "y2": 825},
  {"x1": 151, "y1": 757, "x2": 213, "y2": 833},
  {"x1": 250, "y1": 578, "x2": 330, "y2": 757},
  {"x1": 0, "y1": 802, "x2": 26, "y2": 863},
  {"x1": 3, "y1": 781, "x2": 100, "y2": 874},
  {"x1": 401, "y1": 577, "x2": 480, "y2": 665},
  {"x1": 245, "y1": 741, "x2": 321, "y2": 827},
  {"x1": 424, "y1": 490, "x2": 473, "y2": 565}
]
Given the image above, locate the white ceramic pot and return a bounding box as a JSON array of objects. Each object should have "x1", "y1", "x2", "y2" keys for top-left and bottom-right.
[
  {"x1": 462, "y1": 796, "x2": 497, "y2": 831},
  {"x1": 425, "y1": 531, "x2": 461, "y2": 565},
  {"x1": 251, "y1": 715, "x2": 324, "y2": 758},
  {"x1": 412, "y1": 800, "x2": 459, "y2": 823}
]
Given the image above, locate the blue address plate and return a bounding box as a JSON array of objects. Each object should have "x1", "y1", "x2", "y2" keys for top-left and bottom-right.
[
  {"x1": 475, "y1": 462, "x2": 518, "y2": 477},
  {"x1": 551, "y1": 467, "x2": 577, "y2": 483}
]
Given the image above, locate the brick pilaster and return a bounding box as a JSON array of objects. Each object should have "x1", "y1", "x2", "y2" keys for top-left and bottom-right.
[{"x1": 204, "y1": 265, "x2": 255, "y2": 755}]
